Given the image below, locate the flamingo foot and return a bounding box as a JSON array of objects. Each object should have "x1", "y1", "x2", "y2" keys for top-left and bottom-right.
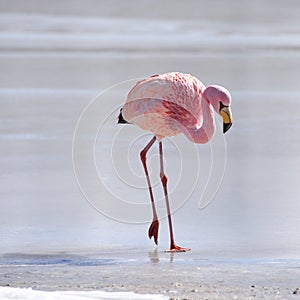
[
  {"x1": 148, "y1": 219, "x2": 160, "y2": 245},
  {"x1": 165, "y1": 244, "x2": 191, "y2": 253}
]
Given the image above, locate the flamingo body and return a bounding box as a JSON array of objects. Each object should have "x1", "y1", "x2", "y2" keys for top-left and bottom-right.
[
  {"x1": 123, "y1": 72, "x2": 207, "y2": 139},
  {"x1": 118, "y1": 72, "x2": 233, "y2": 251}
]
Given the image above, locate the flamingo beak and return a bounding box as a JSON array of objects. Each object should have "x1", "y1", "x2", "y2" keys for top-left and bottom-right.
[{"x1": 220, "y1": 106, "x2": 233, "y2": 133}]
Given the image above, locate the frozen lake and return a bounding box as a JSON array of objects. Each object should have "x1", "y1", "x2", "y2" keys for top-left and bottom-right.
[{"x1": 1, "y1": 4, "x2": 300, "y2": 298}]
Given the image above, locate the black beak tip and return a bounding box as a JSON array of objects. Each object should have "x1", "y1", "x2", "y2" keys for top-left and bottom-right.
[{"x1": 223, "y1": 122, "x2": 232, "y2": 134}]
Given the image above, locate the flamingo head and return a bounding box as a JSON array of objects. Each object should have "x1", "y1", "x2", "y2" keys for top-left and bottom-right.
[{"x1": 203, "y1": 85, "x2": 233, "y2": 133}]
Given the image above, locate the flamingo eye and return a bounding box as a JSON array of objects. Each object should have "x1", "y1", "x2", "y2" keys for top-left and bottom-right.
[{"x1": 219, "y1": 102, "x2": 226, "y2": 112}]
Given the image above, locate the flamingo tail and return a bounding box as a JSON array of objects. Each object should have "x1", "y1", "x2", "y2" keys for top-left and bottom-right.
[{"x1": 117, "y1": 108, "x2": 129, "y2": 124}]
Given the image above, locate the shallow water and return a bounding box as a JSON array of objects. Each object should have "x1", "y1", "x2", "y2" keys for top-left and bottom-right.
[{"x1": 1, "y1": 1, "x2": 300, "y2": 263}]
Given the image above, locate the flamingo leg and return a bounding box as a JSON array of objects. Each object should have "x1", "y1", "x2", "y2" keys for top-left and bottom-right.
[
  {"x1": 159, "y1": 141, "x2": 191, "y2": 252},
  {"x1": 140, "y1": 136, "x2": 159, "y2": 245}
]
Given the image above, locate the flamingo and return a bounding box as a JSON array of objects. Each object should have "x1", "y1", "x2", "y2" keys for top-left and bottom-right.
[{"x1": 118, "y1": 72, "x2": 232, "y2": 252}]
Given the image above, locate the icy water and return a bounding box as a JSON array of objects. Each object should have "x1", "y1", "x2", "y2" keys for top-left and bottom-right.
[{"x1": 1, "y1": 0, "x2": 300, "y2": 272}]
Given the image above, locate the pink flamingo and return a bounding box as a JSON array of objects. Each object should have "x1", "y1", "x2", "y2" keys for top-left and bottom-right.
[{"x1": 118, "y1": 72, "x2": 232, "y2": 252}]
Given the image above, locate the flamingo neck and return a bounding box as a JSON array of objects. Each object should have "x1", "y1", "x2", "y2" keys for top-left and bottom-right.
[{"x1": 185, "y1": 99, "x2": 215, "y2": 144}]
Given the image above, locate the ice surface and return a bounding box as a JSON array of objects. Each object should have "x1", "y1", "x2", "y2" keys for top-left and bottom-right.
[
  {"x1": 1, "y1": 0, "x2": 300, "y2": 260},
  {"x1": 0, "y1": 287, "x2": 167, "y2": 300}
]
